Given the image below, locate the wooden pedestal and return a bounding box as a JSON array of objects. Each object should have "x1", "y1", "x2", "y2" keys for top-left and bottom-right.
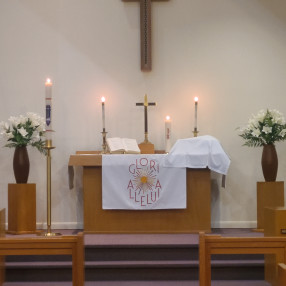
[
  {"x1": 8, "y1": 184, "x2": 36, "y2": 234},
  {"x1": 256, "y1": 181, "x2": 284, "y2": 231}
]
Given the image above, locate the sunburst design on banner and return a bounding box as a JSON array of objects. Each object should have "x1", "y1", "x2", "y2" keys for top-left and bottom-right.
[{"x1": 133, "y1": 168, "x2": 156, "y2": 193}]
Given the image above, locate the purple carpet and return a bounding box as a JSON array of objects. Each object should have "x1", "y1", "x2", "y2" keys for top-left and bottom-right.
[
  {"x1": 3, "y1": 228, "x2": 270, "y2": 285},
  {"x1": 3, "y1": 280, "x2": 271, "y2": 285}
]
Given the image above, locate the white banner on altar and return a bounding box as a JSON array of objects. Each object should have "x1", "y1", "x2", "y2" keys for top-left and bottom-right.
[{"x1": 102, "y1": 154, "x2": 186, "y2": 210}]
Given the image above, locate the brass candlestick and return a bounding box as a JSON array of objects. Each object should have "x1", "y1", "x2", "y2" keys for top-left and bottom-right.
[
  {"x1": 193, "y1": 128, "x2": 199, "y2": 137},
  {"x1": 101, "y1": 130, "x2": 108, "y2": 154},
  {"x1": 41, "y1": 139, "x2": 61, "y2": 236},
  {"x1": 144, "y1": 132, "x2": 150, "y2": 143}
]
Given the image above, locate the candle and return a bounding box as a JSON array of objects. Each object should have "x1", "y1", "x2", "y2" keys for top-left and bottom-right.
[
  {"x1": 194, "y1": 97, "x2": 198, "y2": 131},
  {"x1": 101, "y1": 96, "x2": 106, "y2": 131},
  {"x1": 45, "y1": 78, "x2": 52, "y2": 140},
  {"x1": 165, "y1": 115, "x2": 171, "y2": 153}
]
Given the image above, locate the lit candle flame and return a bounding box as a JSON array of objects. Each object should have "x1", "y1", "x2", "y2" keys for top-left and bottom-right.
[
  {"x1": 194, "y1": 96, "x2": 199, "y2": 102},
  {"x1": 101, "y1": 96, "x2": 106, "y2": 103},
  {"x1": 45, "y1": 78, "x2": 52, "y2": 86}
]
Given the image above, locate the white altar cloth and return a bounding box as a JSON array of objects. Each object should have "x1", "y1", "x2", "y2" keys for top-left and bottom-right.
[
  {"x1": 102, "y1": 154, "x2": 186, "y2": 210},
  {"x1": 163, "y1": 135, "x2": 230, "y2": 175}
]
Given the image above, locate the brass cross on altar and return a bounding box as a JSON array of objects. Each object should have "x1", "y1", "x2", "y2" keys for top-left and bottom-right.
[
  {"x1": 122, "y1": 0, "x2": 169, "y2": 71},
  {"x1": 136, "y1": 94, "x2": 156, "y2": 143}
]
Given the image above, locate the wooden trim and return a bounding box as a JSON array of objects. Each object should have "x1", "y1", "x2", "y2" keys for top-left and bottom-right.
[
  {"x1": 0, "y1": 233, "x2": 84, "y2": 286},
  {"x1": 199, "y1": 232, "x2": 286, "y2": 286},
  {"x1": 278, "y1": 263, "x2": 286, "y2": 286},
  {"x1": 0, "y1": 209, "x2": 5, "y2": 286}
]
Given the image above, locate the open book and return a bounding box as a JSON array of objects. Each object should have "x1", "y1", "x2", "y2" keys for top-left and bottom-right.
[{"x1": 106, "y1": 137, "x2": 141, "y2": 154}]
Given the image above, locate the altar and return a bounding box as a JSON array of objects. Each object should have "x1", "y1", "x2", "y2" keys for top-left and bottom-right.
[{"x1": 69, "y1": 151, "x2": 211, "y2": 234}]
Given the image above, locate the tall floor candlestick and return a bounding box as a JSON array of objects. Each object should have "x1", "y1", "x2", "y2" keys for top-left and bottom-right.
[
  {"x1": 40, "y1": 79, "x2": 60, "y2": 236},
  {"x1": 193, "y1": 97, "x2": 199, "y2": 137}
]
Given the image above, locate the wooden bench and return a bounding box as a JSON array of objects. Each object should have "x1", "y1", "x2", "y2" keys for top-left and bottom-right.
[
  {"x1": 0, "y1": 230, "x2": 84, "y2": 286},
  {"x1": 199, "y1": 232, "x2": 286, "y2": 286}
]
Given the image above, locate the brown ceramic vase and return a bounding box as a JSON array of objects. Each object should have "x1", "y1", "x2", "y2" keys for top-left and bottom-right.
[
  {"x1": 13, "y1": 146, "x2": 30, "y2": 184},
  {"x1": 261, "y1": 144, "x2": 278, "y2": 182}
]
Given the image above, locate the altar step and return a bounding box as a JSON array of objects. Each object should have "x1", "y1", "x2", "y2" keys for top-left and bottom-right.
[{"x1": 4, "y1": 231, "x2": 268, "y2": 284}]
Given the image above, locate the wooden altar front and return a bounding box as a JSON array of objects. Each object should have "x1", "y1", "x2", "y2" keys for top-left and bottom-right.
[{"x1": 69, "y1": 152, "x2": 211, "y2": 234}]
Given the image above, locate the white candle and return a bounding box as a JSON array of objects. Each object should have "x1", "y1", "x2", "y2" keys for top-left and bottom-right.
[
  {"x1": 45, "y1": 78, "x2": 52, "y2": 140},
  {"x1": 165, "y1": 115, "x2": 171, "y2": 153},
  {"x1": 101, "y1": 96, "x2": 106, "y2": 131},
  {"x1": 194, "y1": 97, "x2": 198, "y2": 131}
]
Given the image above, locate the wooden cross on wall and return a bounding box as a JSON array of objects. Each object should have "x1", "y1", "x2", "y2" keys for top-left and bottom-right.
[{"x1": 122, "y1": 0, "x2": 169, "y2": 72}]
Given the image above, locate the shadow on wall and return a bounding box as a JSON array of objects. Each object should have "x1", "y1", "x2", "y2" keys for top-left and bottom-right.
[{"x1": 258, "y1": 0, "x2": 286, "y2": 24}]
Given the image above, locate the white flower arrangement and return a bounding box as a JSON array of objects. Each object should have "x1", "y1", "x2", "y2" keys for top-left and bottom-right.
[
  {"x1": 0, "y1": 112, "x2": 46, "y2": 154},
  {"x1": 238, "y1": 109, "x2": 286, "y2": 147}
]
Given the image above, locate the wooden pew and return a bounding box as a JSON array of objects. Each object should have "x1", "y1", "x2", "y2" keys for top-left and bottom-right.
[
  {"x1": 0, "y1": 231, "x2": 85, "y2": 286},
  {"x1": 0, "y1": 208, "x2": 5, "y2": 286},
  {"x1": 278, "y1": 263, "x2": 286, "y2": 286},
  {"x1": 199, "y1": 232, "x2": 286, "y2": 286}
]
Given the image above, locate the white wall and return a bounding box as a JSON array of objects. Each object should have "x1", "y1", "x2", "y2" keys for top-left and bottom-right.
[{"x1": 1, "y1": 0, "x2": 286, "y2": 229}]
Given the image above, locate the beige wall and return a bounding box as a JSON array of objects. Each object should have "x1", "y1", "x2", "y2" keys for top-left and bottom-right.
[{"x1": 1, "y1": 0, "x2": 286, "y2": 228}]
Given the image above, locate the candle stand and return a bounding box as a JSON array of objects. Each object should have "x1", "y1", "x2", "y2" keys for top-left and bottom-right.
[
  {"x1": 193, "y1": 128, "x2": 199, "y2": 137},
  {"x1": 40, "y1": 140, "x2": 61, "y2": 236},
  {"x1": 101, "y1": 130, "x2": 108, "y2": 154}
]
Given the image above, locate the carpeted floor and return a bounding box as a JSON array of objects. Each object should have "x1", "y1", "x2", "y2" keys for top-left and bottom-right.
[
  {"x1": 3, "y1": 229, "x2": 271, "y2": 286},
  {"x1": 3, "y1": 280, "x2": 271, "y2": 286}
]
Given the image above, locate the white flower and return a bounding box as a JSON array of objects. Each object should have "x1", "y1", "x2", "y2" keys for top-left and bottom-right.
[
  {"x1": 0, "y1": 121, "x2": 9, "y2": 132},
  {"x1": 238, "y1": 109, "x2": 286, "y2": 147},
  {"x1": 248, "y1": 118, "x2": 259, "y2": 128},
  {"x1": 271, "y1": 109, "x2": 286, "y2": 125},
  {"x1": 8, "y1": 116, "x2": 19, "y2": 127},
  {"x1": 31, "y1": 133, "x2": 40, "y2": 143},
  {"x1": 252, "y1": 129, "x2": 261, "y2": 137},
  {"x1": 262, "y1": 126, "x2": 272, "y2": 134},
  {"x1": 279, "y1": 129, "x2": 286, "y2": 137},
  {"x1": 255, "y1": 109, "x2": 266, "y2": 122},
  {"x1": 0, "y1": 112, "x2": 46, "y2": 154},
  {"x1": 18, "y1": 127, "x2": 28, "y2": 137},
  {"x1": 4, "y1": 132, "x2": 13, "y2": 140}
]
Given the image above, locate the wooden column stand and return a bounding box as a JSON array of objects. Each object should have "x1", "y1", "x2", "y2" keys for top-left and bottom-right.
[
  {"x1": 256, "y1": 181, "x2": 284, "y2": 231},
  {"x1": 7, "y1": 184, "x2": 36, "y2": 234}
]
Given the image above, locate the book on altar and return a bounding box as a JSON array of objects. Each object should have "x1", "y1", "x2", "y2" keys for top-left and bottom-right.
[{"x1": 106, "y1": 137, "x2": 141, "y2": 154}]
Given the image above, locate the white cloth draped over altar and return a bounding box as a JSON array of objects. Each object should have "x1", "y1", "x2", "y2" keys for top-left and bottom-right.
[
  {"x1": 162, "y1": 135, "x2": 230, "y2": 174},
  {"x1": 102, "y1": 136, "x2": 230, "y2": 210}
]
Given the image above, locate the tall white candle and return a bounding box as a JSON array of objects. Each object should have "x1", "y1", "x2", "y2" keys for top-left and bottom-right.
[
  {"x1": 165, "y1": 115, "x2": 172, "y2": 153},
  {"x1": 45, "y1": 78, "x2": 52, "y2": 140},
  {"x1": 101, "y1": 96, "x2": 106, "y2": 131},
  {"x1": 194, "y1": 97, "x2": 198, "y2": 131}
]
